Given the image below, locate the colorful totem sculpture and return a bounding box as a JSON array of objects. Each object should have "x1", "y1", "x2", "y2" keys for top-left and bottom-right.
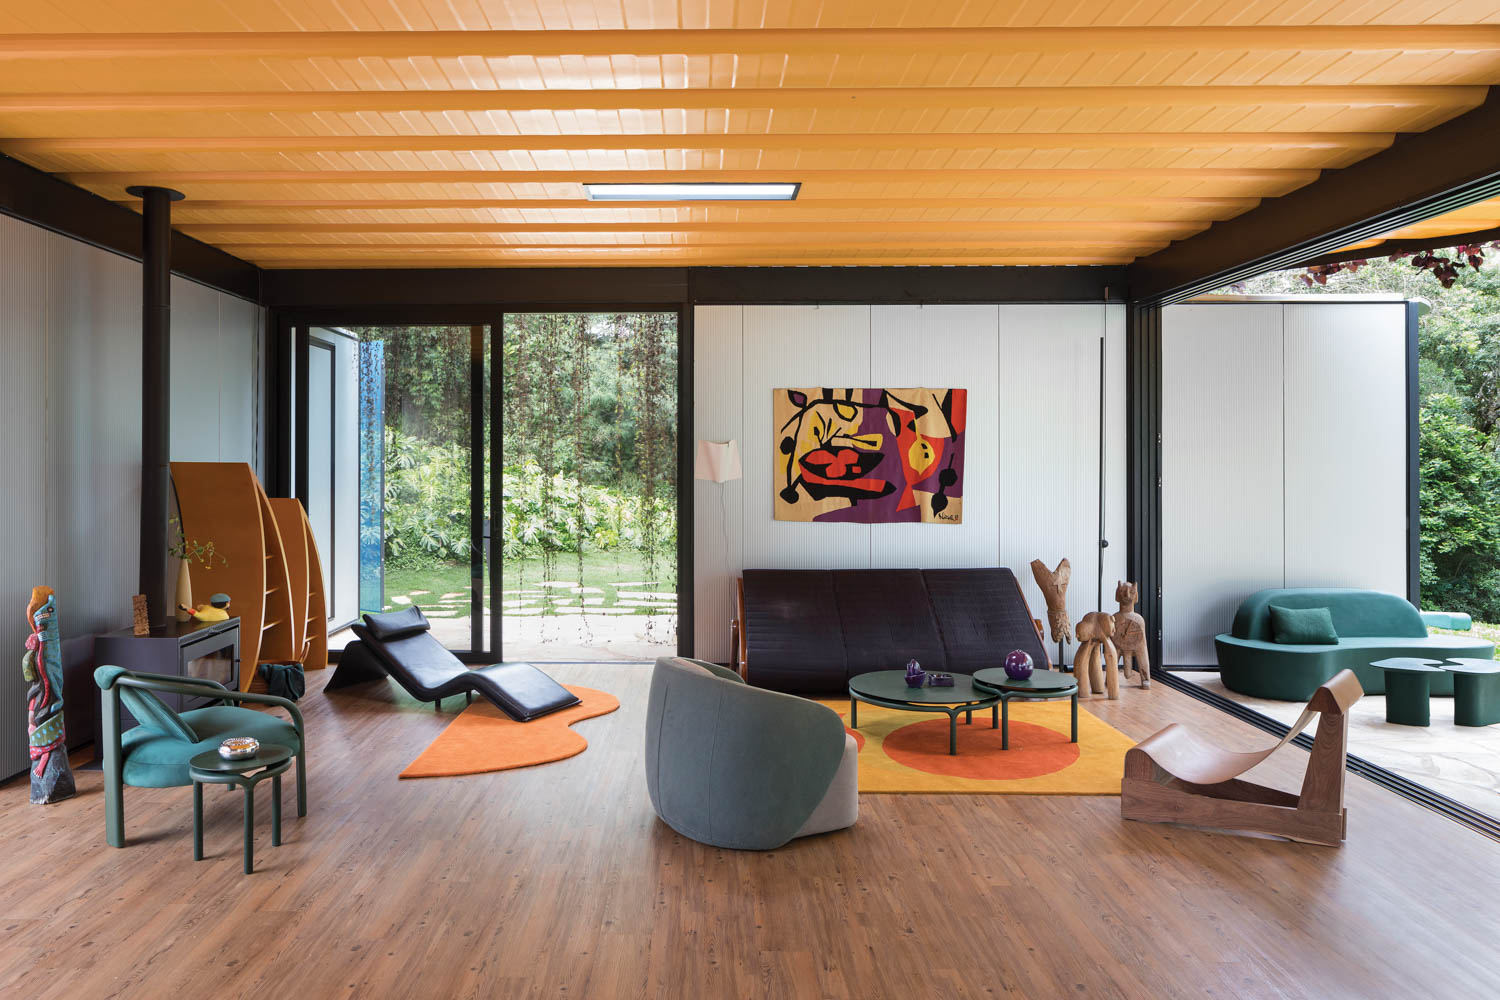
[{"x1": 23, "y1": 586, "x2": 76, "y2": 804}]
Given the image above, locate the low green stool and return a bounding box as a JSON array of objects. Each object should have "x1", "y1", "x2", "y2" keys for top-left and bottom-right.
[
  {"x1": 1444, "y1": 658, "x2": 1500, "y2": 728},
  {"x1": 1370, "y1": 658, "x2": 1446, "y2": 726}
]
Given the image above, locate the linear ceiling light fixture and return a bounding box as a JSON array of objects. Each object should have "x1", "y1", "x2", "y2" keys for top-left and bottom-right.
[{"x1": 584, "y1": 182, "x2": 800, "y2": 201}]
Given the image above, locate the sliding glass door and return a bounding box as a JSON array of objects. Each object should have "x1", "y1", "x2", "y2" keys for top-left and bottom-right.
[{"x1": 294, "y1": 312, "x2": 677, "y2": 662}]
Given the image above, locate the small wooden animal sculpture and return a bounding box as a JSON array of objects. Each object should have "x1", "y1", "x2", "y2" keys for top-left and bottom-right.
[
  {"x1": 1029, "y1": 557, "x2": 1073, "y2": 645},
  {"x1": 1073, "y1": 611, "x2": 1120, "y2": 700},
  {"x1": 1113, "y1": 581, "x2": 1150, "y2": 689}
]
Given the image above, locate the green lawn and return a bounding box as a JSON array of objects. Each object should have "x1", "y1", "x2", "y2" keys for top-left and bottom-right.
[{"x1": 381, "y1": 550, "x2": 677, "y2": 616}]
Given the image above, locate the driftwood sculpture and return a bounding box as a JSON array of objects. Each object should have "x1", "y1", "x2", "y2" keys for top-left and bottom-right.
[
  {"x1": 1074, "y1": 611, "x2": 1120, "y2": 700},
  {"x1": 1113, "y1": 581, "x2": 1150, "y2": 689},
  {"x1": 1029, "y1": 558, "x2": 1073, "y2": 645}
]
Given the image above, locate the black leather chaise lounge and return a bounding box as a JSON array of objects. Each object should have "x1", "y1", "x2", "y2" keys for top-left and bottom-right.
[{"x1": 328, "y1": 607, "x2": 580, "y2": 721}]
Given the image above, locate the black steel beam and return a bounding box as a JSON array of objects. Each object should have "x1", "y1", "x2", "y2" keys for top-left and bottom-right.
[
  {"x1": 688, "y1": 265, "x2": 1126, "y2": 304},
  {"x1": 263, "y1": 264, "x2": 1127, "y2": 310},
  {"x1": 0, "y1": 153, "x2": 259, "y2": 301},
  {"x1": 1129, "y1": 88, "x2": 1500, "y2": 303},
  {"x1": 1126, "y1": 302, "x2": 1164, "y2": 672}
]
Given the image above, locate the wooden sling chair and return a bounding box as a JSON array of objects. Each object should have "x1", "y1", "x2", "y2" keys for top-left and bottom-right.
[{"x1": 1121, "y1": 669, "x2": 1363, "y2": 847}]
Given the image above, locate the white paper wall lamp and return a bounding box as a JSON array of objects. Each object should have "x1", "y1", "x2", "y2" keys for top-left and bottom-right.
[{"x1": 694, "y1": 439, "x2": 743, "y2": 483}]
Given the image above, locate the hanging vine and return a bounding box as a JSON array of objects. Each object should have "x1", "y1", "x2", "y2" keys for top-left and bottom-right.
[{"x1": 571, "y1": 313, "x2": 593, "y2": 645}]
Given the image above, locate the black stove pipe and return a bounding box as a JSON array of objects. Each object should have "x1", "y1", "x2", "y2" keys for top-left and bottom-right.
[{"x1": 128, "y1": 184, "x2": 184, "y2": 626}]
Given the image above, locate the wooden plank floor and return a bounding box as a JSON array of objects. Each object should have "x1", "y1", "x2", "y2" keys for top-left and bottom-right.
[{"x1": 1, "y1": 664, "x2": 1497, "y2": 999}]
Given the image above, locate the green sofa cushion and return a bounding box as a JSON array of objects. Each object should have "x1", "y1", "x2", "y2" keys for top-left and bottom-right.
[
  {"x1": 1269, "y1": 605, "x2": 1339, "y2": 645},
  {"x1": 94, "y1": 665, "x2": 199, "y2": 744},
  {"x1": 119, "y1": 705, "x2": 300, "y2": 788}
]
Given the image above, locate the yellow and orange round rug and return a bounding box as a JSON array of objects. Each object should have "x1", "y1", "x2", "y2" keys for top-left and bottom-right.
[{"x1": 816, "y1": 697, "x2": 1134, "y2": 795}]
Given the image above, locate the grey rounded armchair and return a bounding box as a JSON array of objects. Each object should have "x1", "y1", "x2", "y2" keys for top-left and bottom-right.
[{"x1": 644, "y1": 657, "x2": 858, "y2": 850}]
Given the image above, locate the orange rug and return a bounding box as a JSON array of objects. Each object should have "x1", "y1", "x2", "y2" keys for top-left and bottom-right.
[
  {"x1": 400, "y1": 685, "x2": 619, "y2": 779},
  {"x1": 816, "y1": 697, "x2": 1134, "y2": 795}
]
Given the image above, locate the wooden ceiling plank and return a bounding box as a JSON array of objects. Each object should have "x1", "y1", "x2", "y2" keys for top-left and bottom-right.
[
  {"x1": 64, "y1": 166, "x2": 1323, "y2": 185},
  {"x1": 1, "y1": 85, "x2": 1482, "y2": 114},
  {"x1": 2, "y1": 131, "x2": 1396, "y2": 153},
  {"x1": 3, "y1": 26, "x2": 1499, "y2": 60},
  {"x1": 176, "y1": 219, "x2": 1200, "y2": 234},
  {"x1": 142, "y1": 195, "x2": 1265, "y2": 212}
]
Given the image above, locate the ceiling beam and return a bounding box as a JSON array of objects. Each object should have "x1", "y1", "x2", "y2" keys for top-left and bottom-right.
[
  {"x1": 251, "y1": 255, "x2": 1138, "y2": 268},
  {"x1": 2, "y1": 86, "x2": 1481, "y2": 114},
  {"x1": 68, "y1": 167, "x2": 1321, "y2": 186},
  {"x1": 2, "y1": 132, "x2": 1396, "y2": 154},
  {"x1": 1128, "y1": 88, "x2": 1500, "y2": 302},
  {"x1": 223, "y1": 240, "x2": 1162, "y2": 253},
  {"x1": 177, "y1": 219, "x2": 1198, "y2": 235},
  {"x1": 3, "y1": 26, "x2": 1497, "y2": 60},
  {"x1": 133, "y1": 196, "x2": 1265, "y2": 213}
]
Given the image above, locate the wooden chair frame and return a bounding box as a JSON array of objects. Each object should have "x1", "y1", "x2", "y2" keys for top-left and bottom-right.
[{"x1": 1121, "y1": 669, "x2": 1363, "y2": 847}]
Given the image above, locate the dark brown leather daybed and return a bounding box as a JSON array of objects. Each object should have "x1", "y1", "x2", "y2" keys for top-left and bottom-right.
[
  {"x1": 328, "y1": 607, "x2": 579, "y2": 721},
  {"x1": 731, "y1": 568, "x2": 1050, "y2": 694}
]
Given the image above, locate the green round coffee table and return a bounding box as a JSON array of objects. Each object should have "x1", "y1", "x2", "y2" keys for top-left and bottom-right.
[
  {"x1": 189, "y1": 743, "x2": 294, "y2": 874},
  {"x1": 848, "y1": 671, "x2": 1000, "y2": 755},
  {"x1": 972, "y1": 668, "x2": 1079, "y2": 750},
  {"x1": 1370, "y1": 658, "x2": 1446, "y2": 727}
]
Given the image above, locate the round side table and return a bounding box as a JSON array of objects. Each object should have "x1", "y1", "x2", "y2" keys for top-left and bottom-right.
[
  {"x1": 189, "y1": 743, "x2": 294, "y2": 874},
  {"x1": 972, "y1": 668, "x2": 1079, "y2": 750},
  {"x1": 847, "y1": 671, "x2": 999, "y2": 755}
]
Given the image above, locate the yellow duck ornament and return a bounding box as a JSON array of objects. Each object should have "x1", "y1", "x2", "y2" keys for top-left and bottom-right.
[{"x1": 179, "y1": 593, "x2": 232, "y2": 623}]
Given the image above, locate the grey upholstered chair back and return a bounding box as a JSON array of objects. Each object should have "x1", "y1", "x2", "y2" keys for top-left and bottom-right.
[{"x1": 644, "y1": 657, "x2": 848, "y2": 850}]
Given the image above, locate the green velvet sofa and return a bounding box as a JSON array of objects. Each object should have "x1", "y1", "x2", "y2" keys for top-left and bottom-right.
[{"x1": 1215, "y1": 589, "x2": 1494, "y2": 701}]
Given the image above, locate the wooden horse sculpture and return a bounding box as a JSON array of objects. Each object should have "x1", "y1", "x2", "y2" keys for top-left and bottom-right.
[
  {"x1": 1121, "y1": 669, "x2": 1363, "y2": 847},
  {"x1": 1029, "y1": 558, "x2": 1073, "y2": 646},
  {"x1": 1112, "y1": 581, "x2": 1150, "y2": 689},
  {"x1": 1073, "y1": 611, "x2": 1119, "y2": 700}
]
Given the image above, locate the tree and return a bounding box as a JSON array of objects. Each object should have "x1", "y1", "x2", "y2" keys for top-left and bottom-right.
[{"x1": 1419, "y1": 395, "x2": 1500, "y2": 621}]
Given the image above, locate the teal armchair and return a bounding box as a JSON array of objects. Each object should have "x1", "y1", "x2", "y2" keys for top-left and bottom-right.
[{"x1": 95, "y1": 666, "x2": 306, "y2": 848}]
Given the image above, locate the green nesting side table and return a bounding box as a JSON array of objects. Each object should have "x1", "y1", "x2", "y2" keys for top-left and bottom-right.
[
  {"x1": 189, "y1": 743, "x2": 294, "y2": 874},
  {"x1": 1369, "y1": 658, "x2": 1447, "y2": 727},
  {"x1": 1444, "y1": 658, "x2": 1500, "y2": 728},
  {"x1": 972, "y1": 667, "x2": 1079, "y2": 750},
  {"x1": 847, "y1": 671, "x2": 1000, "y2": 755}
]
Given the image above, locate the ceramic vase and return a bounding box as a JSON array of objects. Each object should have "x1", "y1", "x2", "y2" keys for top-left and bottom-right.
[{"x1": 175, "y1": 559, "x2": 193, "y2": 622}]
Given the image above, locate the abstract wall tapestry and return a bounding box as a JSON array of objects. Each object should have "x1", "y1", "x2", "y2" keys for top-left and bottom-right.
[{"x1": 774, "y1": 387, "x2": 967, "y2": 524}]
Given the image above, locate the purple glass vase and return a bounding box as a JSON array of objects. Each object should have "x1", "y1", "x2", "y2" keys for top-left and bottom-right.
[
  {"x1": 1003, "y1": 649, "x2": 1034, "y2": 681},
  {"x1": 905, "y1": 658, "x2": 927, "y2": 688}
]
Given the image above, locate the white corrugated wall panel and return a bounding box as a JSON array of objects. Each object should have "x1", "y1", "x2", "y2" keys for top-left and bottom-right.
[
  {"x1": 868, "y1": 305, "x2": 1000, "y2": 570},
  {"x1": 169, "y1": 276, "x2": 224, "y2": 463},
  {"x1": 997, "y1": 304, "x2": 1107, "y2": 665},
  {"x1": 218, "y1": 294, "x2": 260, "y2": 465},
  {"x1": 1162, "y1": 303, "x2": 1286, "y2": 666},
  {"x1": 0, "y1": 215, "x2": 51, "y2": 777},
  {"x1": 45, "y1": 234, "x2": 141, "y2": 640},
  {"x1": 1283, "y1": 302, "x2": 1408, "y2": 594},
  {"x1": 692, "y1": 306, "x2": 745, "y2": 662},
  {"x1": 741, "y1": 305, "x2": 874, "y2": 570}
]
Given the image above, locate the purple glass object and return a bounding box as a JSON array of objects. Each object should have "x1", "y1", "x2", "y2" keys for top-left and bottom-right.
[
  {"x1": 927, "y1": 672, "x2": 955, "y2": 687},
  {"x1": 905, "y1": 658, "x2": 927, "y2": 688},
  {"x1": 1003, "y1": 649, "x2": 1034, "y2": 681}
]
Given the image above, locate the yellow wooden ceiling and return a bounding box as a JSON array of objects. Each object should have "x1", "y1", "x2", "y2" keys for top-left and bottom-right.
[
  {"x1": 1337, "y1": 194, "x2": 1500, "y2": 255},
  {"x1": 3, "y1": 2, "x2": 1499, "y2": 269}
]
